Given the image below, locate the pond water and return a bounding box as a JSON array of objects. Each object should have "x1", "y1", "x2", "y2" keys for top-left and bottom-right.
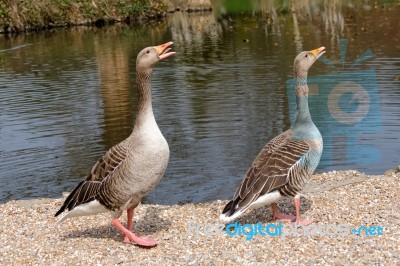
[{"x1": 1, "y1": 0, "x2": 399, "y2": 204}]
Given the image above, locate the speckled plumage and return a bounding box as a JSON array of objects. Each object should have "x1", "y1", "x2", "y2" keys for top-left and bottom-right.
[
  {"x1": 221, "y1": 47, "x2": 325, "y2": 223},
  {"x1": 55, "y1": 43, "x2": 175, "y2": 237}
]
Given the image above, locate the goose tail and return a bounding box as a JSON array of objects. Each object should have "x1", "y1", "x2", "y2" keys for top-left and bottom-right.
[
  {"x1": 55, "y1": 200, "x2": 108, "y2": 226},
  {"x1": 220, "y1": 198, "x2": 245, "y2": 222}
]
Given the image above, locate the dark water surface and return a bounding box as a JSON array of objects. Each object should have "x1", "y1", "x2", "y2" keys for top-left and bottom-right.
[{"x1": 1, "y1": 0, "x2": 399, "y2": 204}]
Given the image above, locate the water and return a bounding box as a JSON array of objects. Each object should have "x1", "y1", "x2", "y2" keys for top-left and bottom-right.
[{"x1": 1, "y1": 0, "x2": 399, "y2": 204}]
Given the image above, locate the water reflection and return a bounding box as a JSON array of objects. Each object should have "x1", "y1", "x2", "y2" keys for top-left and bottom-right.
[
  {"x1": 0, "y1": 0, "x2": 399, "y2": 204},
  {"x1": 94, "y1": 28, "x2": 134, "y2": 147}
]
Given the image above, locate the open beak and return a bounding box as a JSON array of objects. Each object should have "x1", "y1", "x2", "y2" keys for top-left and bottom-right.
[
  {"x1": 154, "y1": 41, "x2": 176, "y2": 60},
  {"x1": 310, "y1": 46, "x2": 326, "y2": 61}
]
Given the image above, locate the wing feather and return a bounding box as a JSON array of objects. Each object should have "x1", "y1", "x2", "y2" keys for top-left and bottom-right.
[
  {"x1": 55, "y1": 180, "x2": 102, "y2": 216},
  {"x1": 225, "y1": 129, "x2": 310, "y2": 215},
  {"x1": 86, "y1": 142, "x2": 128, "y2": 182},
  {"x1": 55, "y1": 141, "x2": 128, "y2": 216}
]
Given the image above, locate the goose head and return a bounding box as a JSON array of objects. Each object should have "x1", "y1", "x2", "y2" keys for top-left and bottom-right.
[
  {"x1": 136, "y1": 41, "x2": 176, "y2": 70},
  {"x1": 294, "y1": 47, "x2": 326, "y2": 74}
]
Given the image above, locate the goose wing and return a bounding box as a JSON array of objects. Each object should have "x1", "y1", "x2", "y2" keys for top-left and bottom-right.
[
  {"x1": 223, "y1": 130, "x2": 310, "y2": 215},
  {"x1": 55, "y1": 142, "x2": 128, "y2": 216},
  {"x1": 86, "y1": 141, "x2": 128, "y2": 182}
]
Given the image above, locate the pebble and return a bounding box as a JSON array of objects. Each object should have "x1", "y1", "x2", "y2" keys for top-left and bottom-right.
[{"x1": 0, "y1": 170, "x2": 399, "y2": 265}]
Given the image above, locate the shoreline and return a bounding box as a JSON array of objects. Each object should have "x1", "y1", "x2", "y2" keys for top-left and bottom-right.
[
  {"x1": 1, "y1": 169, "x2": 399, "y2": 264},
  {"x1": 0, "y1": 0, "x2": 213, "y2": 34}
]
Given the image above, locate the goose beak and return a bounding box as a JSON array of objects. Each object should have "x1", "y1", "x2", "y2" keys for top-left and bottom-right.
[
  {"x1": 154, "y1": 41, "x2": 176, "y2": 60},
  {"x1": 310, "y1": 46, "x2": 326, "y2": 60}
]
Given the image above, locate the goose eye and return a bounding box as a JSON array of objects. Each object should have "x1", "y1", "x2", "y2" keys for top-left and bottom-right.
[
  {"x1": 305, "y1": 54, "x2": 308, "y2": 57},
  {"x1": 146, "y1": 50, "x2": 150, "y2": 54}
]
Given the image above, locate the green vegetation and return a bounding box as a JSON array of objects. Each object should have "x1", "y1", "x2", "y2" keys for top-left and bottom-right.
[
  {"x1": 119, "y1": 0, "x2": 149, "y2": 16},
  {"x1": 0, "y1": 0, "x2": 168, "y2": 33}
]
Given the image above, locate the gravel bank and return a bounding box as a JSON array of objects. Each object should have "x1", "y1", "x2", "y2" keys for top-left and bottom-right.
[{"x1": 1, "y1": 170, "x2": 399, "y2": 265}]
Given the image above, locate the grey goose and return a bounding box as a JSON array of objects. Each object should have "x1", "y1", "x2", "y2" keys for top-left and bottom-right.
[
  {"x1": 55, "y1": 42, "x2": 176, "y2": 247},
  {"x1": 221, "y1": 47, "x2": 326, "y2": 226}
]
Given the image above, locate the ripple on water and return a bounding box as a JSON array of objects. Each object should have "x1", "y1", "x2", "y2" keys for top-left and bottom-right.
[{"x1": 1, "y1": 6, "x2": 400, "y2": 203}]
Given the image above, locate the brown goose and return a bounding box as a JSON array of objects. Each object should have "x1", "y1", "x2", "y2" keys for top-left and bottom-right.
[
  {"x1": 55, "y1": 42, "x2": 176, "y2": 247},
  {"x1": 221, "y1": 47, "x2": 326, "y2": 225}
]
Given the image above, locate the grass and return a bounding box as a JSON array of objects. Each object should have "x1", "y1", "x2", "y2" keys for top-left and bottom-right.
[{"x1": 0, "y1": 0, "x2": 168, "y2": 32}]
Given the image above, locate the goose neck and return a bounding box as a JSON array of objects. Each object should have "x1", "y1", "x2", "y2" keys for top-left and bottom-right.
[
  {"x1": 134, "y1": 69, "x2": 154, "y2": 126},
  {"x1": 294, "y1": 70, "x2": 312, "y2": 125}
]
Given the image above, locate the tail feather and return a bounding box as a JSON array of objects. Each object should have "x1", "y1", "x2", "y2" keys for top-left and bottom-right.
[
  {"x1": 56, "y1": 200, "x2": 107, "y2": 225},
  {"x1": 56, "y1": 211, "x2": 75, "y2": 225},
  {"x1": 220, "y1": 197, "x2": 243, "y2": 222},
  {"x1": 221, "y1": 190, "x2": 284, "y2": 222},
  {"x1": 55, "y1": 180, "x2": 104, "y2": 225},
  {"x1": 55, "y1": 180, "x2": 101, "y2": 217},
  {"x1": 222, "y1": 200, "x2": 232, "y2": 214},
  {"x1": 55, "y1": 180, "x2": 85, "y2": 217}
]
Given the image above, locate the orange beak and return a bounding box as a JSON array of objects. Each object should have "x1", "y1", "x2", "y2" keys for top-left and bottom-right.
[
  {"x1": 154, "y1": 41, "x2": 176, "y2": 60},
  {"x1": 310, "y1": 46, "x2": 326, "y2": 60}
]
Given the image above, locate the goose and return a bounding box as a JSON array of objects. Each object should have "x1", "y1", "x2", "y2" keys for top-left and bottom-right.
[
  {"x1": 55, "y1": 42, "x2": 176, "y2": 247},
  {"x1": 221, "y1": 47, "x2": 326, "y2": 226}
]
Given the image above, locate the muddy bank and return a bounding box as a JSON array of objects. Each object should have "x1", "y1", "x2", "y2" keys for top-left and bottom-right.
[{"x1": 1, "y1": 170, "x2": 399, "y2": 265}]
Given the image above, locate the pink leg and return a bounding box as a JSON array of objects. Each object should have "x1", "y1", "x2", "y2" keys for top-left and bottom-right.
[
  {"x1": 122, "y1": 208, "x2": 134, "y2": 244},
  {"x1": 111, "y1": 211, "x2": 158, "y2": 247},
  {"x1": 271, "y1": 203, "x2": 296, "y2": 222},
  {"x1": 293, "y1": 197, "x2": 313, "y2": 226}
]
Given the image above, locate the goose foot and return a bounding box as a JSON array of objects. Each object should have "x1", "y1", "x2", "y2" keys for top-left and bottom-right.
[
  {"x1": 291, "y1": 197, "x2": 313, "y2": 227},
  {"x1": 271, "y1": 203, "x2": 296, "y2": 222},
  {"x1": 122, "y1": 233, "x2": 158, "y2": 247},
  {"x1": 292, "y1": 219, "x2": 313, "y2": 227},
  {"x1": 111, "y1": 217, "x2": 158, "y2": 247},
  {"x1": 271, "y1": 198, "x2": 313, "y2": 226}
]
